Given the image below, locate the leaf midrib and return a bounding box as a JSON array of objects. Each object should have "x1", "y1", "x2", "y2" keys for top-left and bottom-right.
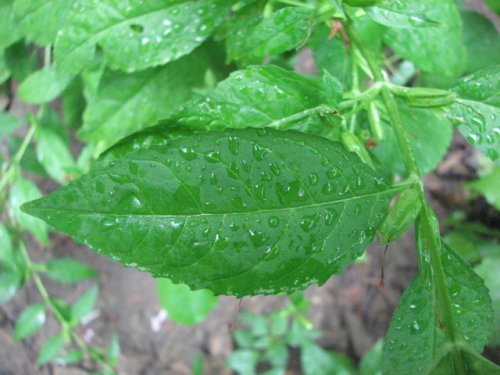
[{"x1": 26, "y1": 185, "x2": 402, "y2": 219}]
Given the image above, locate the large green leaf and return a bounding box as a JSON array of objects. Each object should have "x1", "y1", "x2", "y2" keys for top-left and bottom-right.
[
  {"x1": 14, "y1": 0, "x2": 71, "y2": 45},
  {"x1": 382, "y1": 244, "x2": 492, "y2": 375},
  {"x1": 54, "y1": 0, "x2": 229, "y2": 74},
  {"x1": 171, "y1": 65, "x2": 341, "y2": 136},
  {"x1": 226, "y1": 6, "x2": 314, "y2": 63},
  {"x1": 447, "y1": 65, "x2": 500, "y2": 161},
  {"x1": 22, "y1": 128, "x2": 397, "y2": 296},
  {"x1": 80, "y1": 51, "x2": 208, "y2": 151},
  {"x1": 384, "y1": 0, "x2": 465, "y2": 77},
  {"x1": 156, "y1": 278, "x2": 217, "y2": 325}
]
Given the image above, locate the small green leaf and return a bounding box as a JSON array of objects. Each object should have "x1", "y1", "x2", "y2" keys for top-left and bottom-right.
[
  {"x1": 36, "y1": 111, "x2": 77, "y2": 185},
  {"x1": 57, "y1": 349, "x2": 83, "y2": 365},
  {"x1": 447, "y1": 65, "x2": 500, "y2": 161},
  {"x1": 301, "y1": 342, "x2": 356, "y2": 375},
  {"x1": 15, "y1": 304, "x2": 46, "y2": 340},
  {"x1": 0, "y1": 269, "x2": 22, "y2": 304},
  {"x1": 22, "y1": 128, "x2": 397, "y2": 296},
  {"x1": 172, "y1": 65, "x2": 341, "y2": 136},
  {"x1": 0, "y1": 112, "x2": 22, "y2": 137},
  {"x1": 71, "y1": 285, "x2": 98, "y2": 324},
  {"x1": 467, "y1": 167, "x2": 500, "y2": 210},
  {"x1": 475, "y1": 255, "x2": 500, "y2": 346},
  {"x1": 379, "y1": 188, "x2": 422, "y2": 244},
  {"x1": 8, "y1": 176, "x2": 48, "y2": 245},
  {"x1": 227, "y1": 349, "x2": 260, "y2": 375},
  {"x1": 359, "y1": 339, "x2": 383, "y2": 375},
  {"x1": 18, "y1": 66, "x2": 73, "y2": 104},
  {"x1": 192, "y1": 355, "x2": 204, "y2": 375},
  {"x1": 106, "y1": 333, "x2": 120, "y2": 366},
  {"x1": 0, "y1": 223, "x2": 13, "y2": 265},
  {"x1": 45, "y1": 258, "x2": 97, "y2": 284},
  {"x1": 37, "y1": 334, "x2": 64, "y2": 366},
  {"x1": 54, "y1": 1, "x2": 229, "y2": 74},
  {"x1": 156, "y1": 278, "x2": 217, "y2": 325},
  {"x1": 226, "y1": 7, "x2": 314, "y2": 63},
  {"x1": 384, "y1": 0, "x2": 465, "y2": 77}
]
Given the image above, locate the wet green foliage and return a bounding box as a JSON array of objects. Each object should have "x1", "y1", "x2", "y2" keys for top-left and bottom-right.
[{"x1": 1, "y1": 0, "x2": 499, "y2": 373}]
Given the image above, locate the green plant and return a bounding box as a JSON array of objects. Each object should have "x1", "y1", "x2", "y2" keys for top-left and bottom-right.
[
  {"x1": 228, "y1": 292, "x2": 359, "y2": 375},
  {"x1": 1, "y1": 0, "x2": 499, "y2": 373}
]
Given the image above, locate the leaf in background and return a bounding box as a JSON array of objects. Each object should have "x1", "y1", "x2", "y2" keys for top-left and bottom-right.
[
  {"x1": 0, "y1": 270, "x2": 22, "y2": 304},
  {"x1": 485, "y1": 0, "x2": 500, "y2": 14},
  {"x1": 62, "y1": 77, "x2": 86, "y2": 129},
  {"x1": 4, "y1": 41, "x2": 38, "y2": 82},
  {"x1": 14, "y1": 0, "x2": 71, "y2": 45},
  {"x1": 429, "y1": 343, "x2": 500, "y2": 374},
  {"x1": 22, "y1": 128, "x2": 397, "y2": 296},
  {"x1": 36, "y1": 334, "x2": 64, "y2": 366},
  {"x1": 71, "y1": 285, "x2": 98, "y2": 323},
  {"x1": 301, "y1": 342, "x2": 357, "y2": 375},
  {"x1": 45, "y1": 258, "x2": 97, "y2": 284},
  {"x1": 0, "y1": 113, "x2": 21, "y2": 137},
  {"x1": 448, "y1": 65, "x2": 500, "y2": 161},
  {"x1": 226, "y1": 7, "x2": 314, "y2": 63},
  {"x1": 227, "y1": 349, "x2": 260, "y2": 375},
  {"x1": 80, "y1": 50, "x2": 208, "y2": 151},
  {"x1": 460, "y1": 10, "x2": 500, "y2": 74},
  {"x1": 359, "y1": 339, "x2": 383, "y2": 375},
  {"x1": 18, "y1": 66, "x2": 73, "y2": 104},
  {"x1": 171, "y1": 65, "x2": 341, "y2": 136},
  {"x1": 475, "y1": 254, "x2": 500, "y2": 346},
  {"x1": 384, "y1": 0, "x2": 465, "y2": 77},
  {"x1": 0, "y1": 50, "x2": 10, "y2": 83},
  {"x1": 8, "y1": 136, "x2": 48, "y2": 177},
  {"x1": 106, "y1": 333, "x2": 120, "y2": 366},
  {"x1": 309, "y1": 25, "x2": 351, "y2": 87},
  {"x1": 0, "y1": 224, "x2": 13, "y2": 265},
  {"x1": 467, "y1": 167, "x2": 500, "y2": 210},
  {"x1": 372, "y1": 101, "x2": 452, "y2": 176},
  {"x1": 57, "y1": 349, "x2": 83, "y2": 365},
  {"x1": 9, "y1": 177, "x2": 48, "y2": 245},
  {"x1": 367, "y1": 1, "x2": 439, "y2": 28},
  {"x1": 15, "y1": 304, "x2": 46, "y2": 340},
  {"x1": 156, "y1": 278, "x2": 217, "y2": 325},
  {"x1": 36, "y1": 110, "x2": 77, "y2": 185},
  {"x1": 382, "y1": 244, "x2": 492, "y2": 375},
  {"x1": 54, "y1": 0, "x2": 229, "y2": 74},
  {"x1": 0, "y1": 0, "x2": 21, "y2": 49}
]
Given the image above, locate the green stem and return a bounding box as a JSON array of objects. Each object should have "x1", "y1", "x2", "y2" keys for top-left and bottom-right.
[
  {"x1": 344, "y1": 17, "x2": 466, "y2": 374},
  {"x1": 0, "y1": 123, "x2": 37, "y2": 193}
]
